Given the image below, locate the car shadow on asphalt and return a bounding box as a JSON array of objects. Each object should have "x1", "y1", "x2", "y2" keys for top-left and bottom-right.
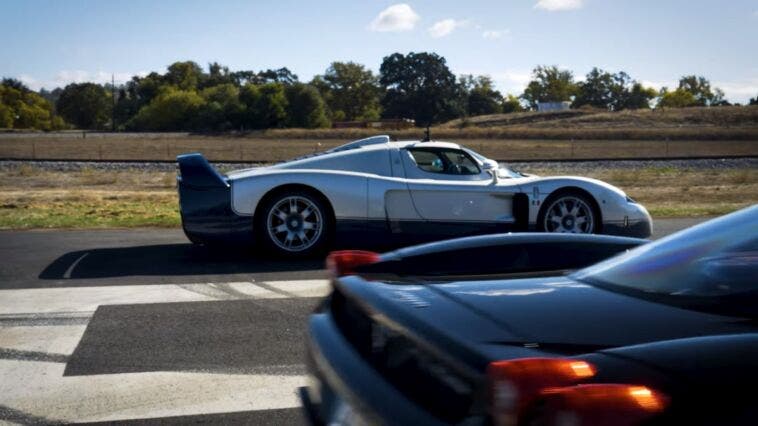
[
  {"x1": 64, "y1": 298, "x2": 317, "y2": 377},
  {"x1": 38, "y1": 243, "x2": 324, "y2": 280}
]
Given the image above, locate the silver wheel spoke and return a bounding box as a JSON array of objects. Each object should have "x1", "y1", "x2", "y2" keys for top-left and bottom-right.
[
  {"x1": 267, "y1": 195, "x2": 324, "y2": 252},
  {"x1": 545, "y1": 196, "x2": 594, "y2": 235}
]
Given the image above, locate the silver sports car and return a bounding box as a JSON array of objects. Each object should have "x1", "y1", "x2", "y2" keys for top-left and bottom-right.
[{"x1": 177, "y1": 135, "x2": 652, "y2": 256}]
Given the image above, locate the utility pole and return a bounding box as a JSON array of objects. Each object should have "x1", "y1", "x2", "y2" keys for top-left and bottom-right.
[{"x1": 111, "y1": 74, "x2": 116, "y2": 132}]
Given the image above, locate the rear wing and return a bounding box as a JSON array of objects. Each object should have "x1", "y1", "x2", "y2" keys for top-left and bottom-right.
[
  {"x1": 349, "y1": 233, "x2": 647, "y2": 279},
  {"x1": 176, "y1": 153, "x2": 228, "y2": 189}
]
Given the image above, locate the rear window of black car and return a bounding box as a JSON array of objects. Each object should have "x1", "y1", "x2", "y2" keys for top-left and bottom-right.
[{"x1": 573, "y1": 207, "x2": 758, "y2": 317}]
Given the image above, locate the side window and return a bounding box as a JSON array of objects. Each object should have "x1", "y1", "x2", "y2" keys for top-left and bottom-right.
[{"x1": 408, "y1": 148, "x2": 481, "y2": 175}]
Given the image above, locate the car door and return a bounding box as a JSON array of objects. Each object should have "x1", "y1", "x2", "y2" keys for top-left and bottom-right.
[{"x1": 399, "y1": 147, "x2": 519, "y2": 233}]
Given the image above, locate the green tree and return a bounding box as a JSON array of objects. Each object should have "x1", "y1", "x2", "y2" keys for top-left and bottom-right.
[
  {"x1": 239, "y1": 83, "x2": 288, "y2": 129},
  {"x1": 285, "y1": 83, "x2": 330, "y2": 128},
  {"x1": 55, "y1": 82, "x2": 112, "y2": 129},
  {"x1": 197, "y1": 83, "x2": 244, "y2": 131},
  {"x1": 677, "y1": 75, "x2": 725, "y2": 106},
  {"x1": 459, "y1": 75, "x2": 503, "y2": 116},
  {"x1": 620, "y1": 82, "x2": 657, "y2": 110},
  {"x1": 501, "y1": 94, "x2": 524, "y2": 113},
  {"x1": 202, "y1": 62, "x2": 235, "y2": 89},
  {"x1": 1, "y1": 78, "x2": 28, "y2": 92},
  {"x1": 165, "y1": 61, "x2": 204, "y2": 90},
  {"x1": 312, "y1": 62, "x2": 381, "y2": 121},
  {"x1": 379, "y1": 52, "x2": 462, "y2": 125},
  {"x1": 749, "y1": 95, "x2": 758, "y2": 106},
  {"x1": 0, "y1": 81, "x2": 64, "y2": 130},
  {"x1": 573, "y1": 68, "x2": 656, "y2": 110},
  {"x1": 657, "y1": 87, "x2": 698, "y2": 108},
  {"x1": 128, "y1": 87, "x2": 205, "y2": 131},
  {"x1": 572, "y1": 68, "x2": 616, "y2": 109},
  {"x1": 521, "y1": 65, "x2": 577, "y2": 109},
  {"x1": 129, "y1": 72, "x2": 164, "y2": 108}
]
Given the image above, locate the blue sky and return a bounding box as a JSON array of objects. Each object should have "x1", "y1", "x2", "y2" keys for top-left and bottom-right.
[{"x1": 2, "y1": 0, "x2": 757, "y2": 102}]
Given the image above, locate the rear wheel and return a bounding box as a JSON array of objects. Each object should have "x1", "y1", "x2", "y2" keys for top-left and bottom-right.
[
  {"x1": 257, "y1": 191, "x2": 329, "y2": 257},
  {"x1": 539, "y1": 192, "x2": 597, "y2": 234}
]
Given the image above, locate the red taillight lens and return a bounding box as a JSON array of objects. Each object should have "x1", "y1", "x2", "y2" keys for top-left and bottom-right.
[
  {"x1": 488, "y1": 358, "x2": 596, "y2": 426},
  {"x1": 539, "y1": 384, "x2": 669, "y2": 426},
  {"x1": 325, "y1": 250, "x2": 381, "y2": 277}
]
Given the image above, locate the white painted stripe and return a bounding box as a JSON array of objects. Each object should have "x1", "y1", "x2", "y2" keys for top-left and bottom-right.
[
  {"x1": 0, "y1": 360, "x2": 306, "y2": 423},
  {"x1": 0, "y1": 280, "x2": 330, "y2": 315},
  {"x1": 63, "y1": 252, "x2": 89, "y2": 279},
  {"x1": 0, "y1": 325, "x2": 87, "y2": 355}
]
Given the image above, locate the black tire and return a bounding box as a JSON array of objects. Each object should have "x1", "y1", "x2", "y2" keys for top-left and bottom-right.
[
  {"x1": 537, "y1": 190, "x2": 598, "y2": 234},
  {"x1": 256, "y1": 190, "x2": 331, "y2": 257}
]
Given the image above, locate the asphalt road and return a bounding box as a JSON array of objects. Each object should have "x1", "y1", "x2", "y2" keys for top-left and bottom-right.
[{"x1": 0, "y1": 218, "x2": 707, "y2": 424}]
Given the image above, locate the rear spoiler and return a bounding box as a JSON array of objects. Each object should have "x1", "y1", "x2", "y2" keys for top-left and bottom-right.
[
  {"x1": 350, "y1": 233, "x2": 647, "y2": 279},
  {"x1": 176, "y1": 153, "x2": 229, "y2": 189}
]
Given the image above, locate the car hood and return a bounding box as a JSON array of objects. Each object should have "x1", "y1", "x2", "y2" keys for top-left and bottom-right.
[{"x1": 424, "y1": 276, "x2": 752, "y2": 349}]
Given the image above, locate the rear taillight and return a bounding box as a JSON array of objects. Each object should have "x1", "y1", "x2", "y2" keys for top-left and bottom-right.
[
  {"x1": 488, "y1": 358, "x2": 596, "y2": 426},
  {"x1": 538, "y1": 384, "x2": 669, "y2": 426},
  {"x1": 487, "y1": 358, "x2": 668, "y2": 426},
  {"x1": 326, "y1": 250, "x2": 381, "y2": 277}
]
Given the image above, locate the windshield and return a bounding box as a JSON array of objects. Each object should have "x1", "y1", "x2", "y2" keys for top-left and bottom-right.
[
  {"x1": 462, "y1": 148, "x2": 523, "y2": 178},
  {"x1": 573, "y1": 205, "x2": 758, "y2": 316}
]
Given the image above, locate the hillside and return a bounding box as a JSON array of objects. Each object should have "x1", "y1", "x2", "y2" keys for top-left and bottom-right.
[{"x1": 440, "y1": 106, "x2": 758, "y2": 129}]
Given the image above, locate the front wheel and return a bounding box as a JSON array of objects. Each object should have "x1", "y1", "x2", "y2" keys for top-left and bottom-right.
[
  {"x1": 257, "y1": 191, "x2": 329, "y2": 257},
  {"x1": 539, "y1": 192, "x2": 597, "y2": 234}
]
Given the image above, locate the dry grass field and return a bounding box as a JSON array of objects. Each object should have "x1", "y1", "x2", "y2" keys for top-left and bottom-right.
[
  {"x1": 0, "y1": 162, "x2": 755, "y2": 230},
  {"x1": 0, "y1": 136, "x2": 756, "y2": 163},
  {"x1": 1, "y1": 106, "x2": 756, "y2": 162}
]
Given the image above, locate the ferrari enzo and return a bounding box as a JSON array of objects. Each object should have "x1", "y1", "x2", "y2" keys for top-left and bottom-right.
[
  {"x1": 301, "y1": 205, "x2": 758, "y2": 425},
  {"x1": 177, "y1": 135, "x2": 652, "y2": 256}
]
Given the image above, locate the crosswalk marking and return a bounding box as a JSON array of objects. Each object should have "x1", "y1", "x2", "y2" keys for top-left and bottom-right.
[
  {"x1": 0, "y1": 280, "x2": 330, "y2": 315},
  {"x1": 0, "y1": 279, "x2": 331, "y2": 423},
  {"x1": 0, "y1": 360, "x2": 307, "y2": 423}
]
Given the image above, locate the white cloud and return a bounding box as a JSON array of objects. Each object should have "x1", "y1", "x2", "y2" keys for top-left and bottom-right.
[
  {"x1": 368, "y1": 4, "x2": 420, "y2": 32},
  {"x1": 14, "y1": 70, "x2": 148, "y2": 91},
  {"x1": 715, "y1": 78, "x2": 758, "y2": 103},
  {"x1": 428, "y1": 19, "x2": 470, "y2": 38},
  {"x1": 482, "y1": 29, "x2": 510, "y2": 40},
  {"x1": 534, "y1": 0, "x2": 584, "y2": 12},
  {"x1": 460, "y1": 70, "x2": 532, "y2": 95}
]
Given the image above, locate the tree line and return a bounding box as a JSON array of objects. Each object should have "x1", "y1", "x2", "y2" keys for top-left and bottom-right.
[{"x1": 1, "y1": 52, "x2": 755, "y2": 131}]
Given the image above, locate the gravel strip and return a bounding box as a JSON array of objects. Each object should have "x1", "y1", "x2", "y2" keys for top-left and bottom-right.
[{"x1": 0, "y1": 158, "x2": 756, "y2": 174}]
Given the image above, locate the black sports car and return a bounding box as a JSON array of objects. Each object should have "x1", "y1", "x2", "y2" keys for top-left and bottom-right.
[{"x1": 301, "y1": 205, "x2": 758, "y2": 425}]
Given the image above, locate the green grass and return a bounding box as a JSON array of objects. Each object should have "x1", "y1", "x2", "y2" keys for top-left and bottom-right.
[{"x1": 0, "y1": 192, "x2": 179, "y2": 229}]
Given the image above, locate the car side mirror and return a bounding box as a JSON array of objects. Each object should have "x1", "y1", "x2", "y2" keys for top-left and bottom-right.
[{"x1": 482, "y1": 159, "x2": 499, "y2": 183}]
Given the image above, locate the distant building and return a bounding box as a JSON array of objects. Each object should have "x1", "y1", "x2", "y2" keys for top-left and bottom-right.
[
  {"x1": 332, "y1": 118, "x2": 415, "y2": 130},
  {"x1": 537, "y1": 101, "x2": 571, "y2": 112}
]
